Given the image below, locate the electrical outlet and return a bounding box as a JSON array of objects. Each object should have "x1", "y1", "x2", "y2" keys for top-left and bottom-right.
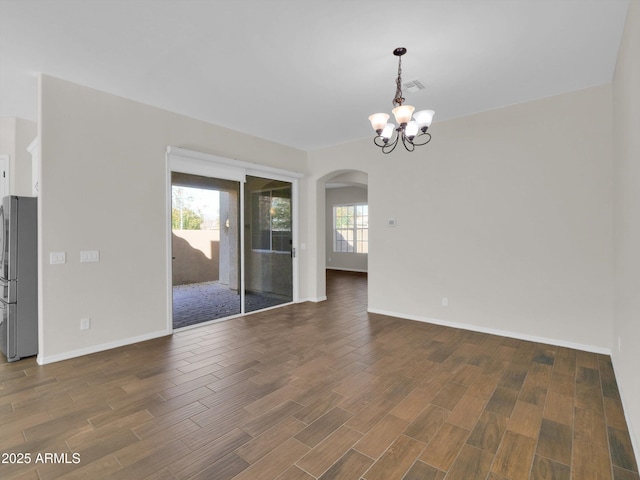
[
  {"x1": 442, "y1": 297, "x2": 449, "y2": 307},
  {"x1": 80, "y1": 318, "x2": 91, "y2": 330}
]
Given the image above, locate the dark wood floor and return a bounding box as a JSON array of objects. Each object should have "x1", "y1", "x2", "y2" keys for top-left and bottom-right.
[{"x1": 1, "y1": 270, "x2": 638, "y2": 479}]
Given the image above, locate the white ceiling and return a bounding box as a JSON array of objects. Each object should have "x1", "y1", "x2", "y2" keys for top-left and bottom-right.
[{"x1": 0, "y1": 0, "x2": 630, "y2": 151}]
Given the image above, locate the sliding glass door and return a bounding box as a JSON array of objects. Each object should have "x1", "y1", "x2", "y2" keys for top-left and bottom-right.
[{"x1": 167, "y1": 151, "x2": 298, "y2": 329}]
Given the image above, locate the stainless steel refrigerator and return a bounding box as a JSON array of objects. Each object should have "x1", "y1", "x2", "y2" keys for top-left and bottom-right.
[{"x1": 0, "y1": 196, "x2": 38, "y2": 362}]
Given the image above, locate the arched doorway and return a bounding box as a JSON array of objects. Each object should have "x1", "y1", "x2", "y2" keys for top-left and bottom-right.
[{"x1": 316, "y1": 170, "x2": 368, "y2": 301}]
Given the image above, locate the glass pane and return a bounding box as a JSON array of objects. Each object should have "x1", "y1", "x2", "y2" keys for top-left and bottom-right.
[
  {"x1": 251, "y1": 191, "x2": 271, "y2": 250},
  {"x1": 245, "y1": 176, "x2": 293, "y2": 313},
  {"x1": 356, "y1": 203, "x2": 368, "y2": 254},
  {"x1": 359, "y1": 226, "x2": 369, "y2": 253},
  {"x1": 271, "y1": 190, "x2": 291, "y2": 252},
  {"x1": 333, "y1": 204, "x2": 370, "y2": 254}
]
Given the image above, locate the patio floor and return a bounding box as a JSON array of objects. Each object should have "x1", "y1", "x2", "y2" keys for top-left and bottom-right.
[{"x1": 172, "y1": 281, "x2": 291, "y2": 329}]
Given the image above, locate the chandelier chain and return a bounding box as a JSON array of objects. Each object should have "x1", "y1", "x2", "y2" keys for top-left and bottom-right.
[{"x1": 393, "y1": 55, "x2": 404, "y2": 107}]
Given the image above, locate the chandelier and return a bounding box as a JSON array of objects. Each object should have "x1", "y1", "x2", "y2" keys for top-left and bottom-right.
[{"x1": 368, "y1": 47, "x2": 435, "y2": 154}]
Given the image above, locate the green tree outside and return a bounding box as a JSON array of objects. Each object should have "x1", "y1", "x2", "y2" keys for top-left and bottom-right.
[{"x1": 172, "y1": 187, "x2": 204, "y2": 230}]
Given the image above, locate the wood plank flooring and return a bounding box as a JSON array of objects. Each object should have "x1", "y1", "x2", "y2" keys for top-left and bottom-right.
[{"x1": 1, "y1": 270, "x2": 638, "y2": 479}]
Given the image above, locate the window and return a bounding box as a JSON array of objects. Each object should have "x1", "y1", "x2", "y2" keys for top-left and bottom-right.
[
  {"x1": 333, "y1": 204, "x2": 368, "y2": 253},
  {"x1": 251, "y1": 187, "x2": 291, "y2": 252}
]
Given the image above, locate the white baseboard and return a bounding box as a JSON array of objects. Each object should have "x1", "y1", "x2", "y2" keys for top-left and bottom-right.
[
  {"x1": 326, "y1": 267, "x2": 368, "y2": 273},
  {"x1": 299, "y1": 296, "x2": 327, "y2": 303},
  {"x1": 610, "y1": 355, "x2": 640, "y2": 466},
  {"x1": 37, "y1": 329, "x2": 171, "y2": 365},
  {"x1": 366, "y1": 307, "x2": 611, "y2": 355}
]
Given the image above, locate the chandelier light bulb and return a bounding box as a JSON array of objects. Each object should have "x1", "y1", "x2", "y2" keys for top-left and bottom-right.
[
  {"x1": 392, "y1": 105, "x2": 415, "y2": 125},
  {"x1": 381, "y1": 123, "x2": 395, "y2": 141},
  {"x1": 405, "y1": 121, "x2": 419, "y2": 139},
  {"x1": 413, "y1": 110, "x2": 435, "y2": 129},
  {"x1": 368, "y1": 113, "x2": 390, "y2": 134}
]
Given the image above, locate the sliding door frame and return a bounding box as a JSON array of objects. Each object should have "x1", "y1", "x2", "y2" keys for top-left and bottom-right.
[{"x1": 165, "y1": 146, "x2": 302, "y2": 332}]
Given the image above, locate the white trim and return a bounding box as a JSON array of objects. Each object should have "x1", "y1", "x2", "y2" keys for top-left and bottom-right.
[
  {"x1": 165, "y1": 158, "x2": 173, "y2": 334},
  {"x1": 167, "y1": 146, "x2": 304, "y2": 180},
  {"x1": 240, "y1": 178, "x2": 246, "y2": 313},
  {"x1": 326, "y1": 267, "x2": 368, "y2": 273},
  {"x1": 300, "y1": 296, "x2": 327, "y2": 303},
  {"x1": 292, "y1": 180, "x2": 300, "y2": 302},
  {"x1": 170, "y1": 154, "x2": 245, "y2": 183},
  {"x1": 610, "y1": 355, "x2": 640, "y2": 466},
  {"x1": 174, "y1": 301, "x2": 296, "y2": 332},
  {"x1": 26, "y1": 137, "x2": 39, "y2": 155},
  {"x1": 37, "y1": 329, "x2": 171, "y2": 365},
  {"x1": 246, "y1": 301, "x2": 295, "y2": 316},
  {"x1": 174, "y1": 313, "x2": 245, "y2": 332},
  {"x1": 367, "y1": 307, "x2": 612, "y2": 355},
  {"x1": 0, "y1": 154, "x2": 10, "y2": 199},
  {"x1": 27, "y1": 137, "x2": 40, "y2": 196}
]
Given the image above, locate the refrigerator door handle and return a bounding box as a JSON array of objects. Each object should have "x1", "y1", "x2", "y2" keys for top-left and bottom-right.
[
  {"x1": 0, "y1": 276, "x2": 15, "y2": 304},
  {"x1": 0, "y1": 297, "x2": 18, "y2": 361},
  {"x1": 0, "y1": 205, "x2": 4, "y2": 274}
]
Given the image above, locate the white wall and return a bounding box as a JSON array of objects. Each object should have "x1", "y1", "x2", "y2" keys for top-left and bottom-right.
[
  {"x1": 0, "y1": 117, "x2": 37, "y2": 195},
  {"x1": 37, "y1": 75, "x2": 307, "y2": 363},
  {"x1": 308, "y1": 84, "x2": 614, "y2": 351},
  {"x1": 326, "y1": 186, "x2": 368, "y2": 272},
  {"x1": 612, "y1": 0, "x2": 640, "y2": 460}
]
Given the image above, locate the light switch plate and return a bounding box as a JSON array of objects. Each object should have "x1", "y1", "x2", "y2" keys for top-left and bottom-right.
[
  {"x1": 50, "y1": 252, "x2": 66, "y2": 264},
  {"x1": 80, "y1": 250, "x2": 100, "y2": 263}
]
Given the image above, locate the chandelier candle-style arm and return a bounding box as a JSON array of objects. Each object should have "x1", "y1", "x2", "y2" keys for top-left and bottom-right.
[{"x1": 368, "y1": 47, "x2": 435, "y2": 154}]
